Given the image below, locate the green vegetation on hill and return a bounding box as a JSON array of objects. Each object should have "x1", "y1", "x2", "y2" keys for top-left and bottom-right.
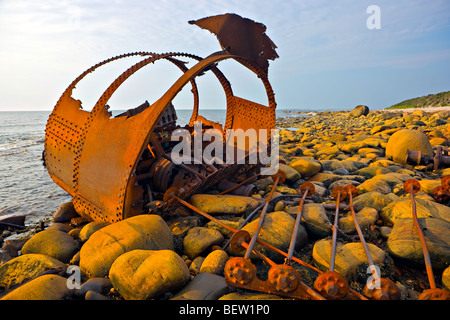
[{"x1": 386, "y1": 91, "x2": 450, "y2": 109}]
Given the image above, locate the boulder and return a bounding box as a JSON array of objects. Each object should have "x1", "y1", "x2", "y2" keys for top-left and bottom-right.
[
  {"x1": 190, "y1": 194, "x2": 258, "y2": 215},
  {"x1": 78, "y1": 221, "x2": 110, "y2": 242},
  {"x1": 312, "y1": 239, "x2": 385, "y2": 280},
  {"x1": 349, "y1": 105, "x2": 369, "y2": 118},
  {"x1": 1, "y1": 275, "x2": 72, "y2": 300},
  {"x1": 387, "y1": 218, "x2": 450, "y2": 269},
  {"x1": 290, "y1": 157, "x2": 322, "y2": 177},
  {"x1": 109, "y1": 249, "x2": 190, "y2": 300},
  {"x1": 21, "y1": 229, "x2": 79, "y2": 263},
  {"x1": 0, "y1": 254, "x2": 66, "y2": 290},
  {"x1": 199, "y1": 249, "x2": 228, "y2": 275},
  {"x1": 171, "y1": 272, "x2": 229, "y2": 300},
  {"x1": 385, "y1": 129, "x2": 434, "y2": 164},
  {"x1": 79, "y1": 214, "x2": 173, "y2": 278},
  {"x1": 338, "y1": 207, "x2": 378, "y2": 234},
  {"x1": 183, "y1": 227, "x2": 224, "y2": 259},
  {"x1": 381, "y1": 197, "x2": 450, "y2": 225}
]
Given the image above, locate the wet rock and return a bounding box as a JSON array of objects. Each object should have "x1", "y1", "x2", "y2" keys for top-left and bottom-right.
[
  {"x1": 0, "y1": 254, "x2": 66, "y2": 290},
  {"x1": 381, "y1": 197, "x2": 450, "y2": 225},
  {"x1": 290, "y1": 157, "x2": 322, "y2": 177},
  {"x1": 387, "y1": 217, "x2": 450, "y2": 269},
  {"x1": 386, "y1": 129, "x2": 434, "y2": 164},
  {"x1": 21, "y1": 229, "x2": 79, "y2": 263},
  {"x1": 312, "y1": 239, "x2": 385, "y2": 280},
  {"x1": 1, "y1": 275, "x2": 73, "y2": 300},
  {"x1": 241, "y1": 211, "x2": 308, "y2": 261},
  {"x1": 338, "y1": 207, "x2": 378, "y2": 234},
  {"x1": 183, "y1": 227, "x2": 224, "y2": 259},
  {"x1": 47, "y1": 222, "x2": 74, "y2": 233},
  {"x1": 109, "y1": 249, "x2": 189, "y2": 300},
  {"x1": 380, "y1": 226, "x2": 392, "y2": 239},
  {"x1": 199, "y1": 249, "x2": 228, "y2": 275},
  {"x1": 190, "y1": 194, "x2": 259, "y2": 215},
  {"x1": 75, "y1": 277, "x2": 113, "y2": 298},
  {"x1": 53, "y1": 201, "x2": 79, "y2": 223},
  {"x1": 80, "y1": 214, "x2": 173, "y2": 278},
  {"x1": 171, "y1": 272, "x2": 229, "y2": 300},
  {"x1": 78, "y1": 221, "x2": 110, "y2": 242}
]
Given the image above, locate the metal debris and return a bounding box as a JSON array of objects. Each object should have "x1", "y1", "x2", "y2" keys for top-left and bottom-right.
[{"x1": 44, "y1": 15, "x2": 278, "y2": 223}]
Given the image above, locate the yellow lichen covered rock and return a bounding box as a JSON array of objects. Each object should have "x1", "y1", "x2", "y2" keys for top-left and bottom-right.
[
  {"x1": 381, "y1": 197, "x2": 450, "y2": 225},
  {"x1": 21, "y1": 229, "x2": 79, "y2": 263},
  {"x1": 183, "y1": 227, "x2": 224, "y2": 259},
  {"x1": 190, "y1": 194, "x2": 259, "y2": 215},
  {"x1": 385, "y1": 129, "x2": 433, "y2": 164},
  {"x1": 0, "y1": 254, "x2": 66, "y2": 290},
  {"x1": 241, "y1": 211, "x2": 307, "y2": 261},
  {"x1": 79, "y1": 214, "x2": 173, "y2": 278},
  {"x1": 109, "y1": 249, "x2": 189, "y2": 300},
  {"x1": 290, "y1": 157, "x2": 322, "y2": 177},
  {"x1": 312, "y1": 239, "x2": 385, "y2": 280},
  {"x1": 199, "y1": 249, "x2": 228, "y2": 275},
  {"x1": 387, "y1": 218, "x2": 450, "y2": 269},
  {"x1": 1, "y1": 275, "x2": 72, "y2": 300}
]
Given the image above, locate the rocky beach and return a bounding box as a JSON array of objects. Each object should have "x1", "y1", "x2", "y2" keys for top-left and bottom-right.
[{"x1": 1, "y1": 106, "x2": 450, "y2": 300}]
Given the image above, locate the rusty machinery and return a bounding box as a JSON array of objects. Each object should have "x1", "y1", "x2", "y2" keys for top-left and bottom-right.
[{"x1": 44, "y1": 14, "x2": 279, "y2": 223}]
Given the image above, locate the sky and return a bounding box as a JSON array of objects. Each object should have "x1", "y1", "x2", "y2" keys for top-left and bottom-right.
[{"x1": 0, "y1": 0, "x2": 449, "y2": 111}]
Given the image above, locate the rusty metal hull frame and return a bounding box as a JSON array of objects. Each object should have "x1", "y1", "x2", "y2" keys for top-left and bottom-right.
[{"x1": 44, "y1": 50, "x2": 277, "y2": 223}]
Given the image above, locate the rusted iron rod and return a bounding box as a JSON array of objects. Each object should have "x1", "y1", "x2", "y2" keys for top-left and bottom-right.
[
  {"x1": 329, "y1": 187, "x2": 346, "y2": 272},
  {"x1": 244, "y1": 171, "x2": 285, "y2": 260},
  {"x1": 286, "y1": 182, "x2": 315, "y2": 263},
  {"x1": 345, "y1": 185, "x2": 380, "y2": 280},
  {"x1": 404, "y1": 179, "x2": 436, "y2": 289}
]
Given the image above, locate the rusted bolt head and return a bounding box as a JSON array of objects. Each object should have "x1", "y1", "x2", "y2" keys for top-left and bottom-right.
[
  {"x1": 331, "y1": 186, "x2": 348, "y2": 201},
  {"x1": 224, "y1": 257, "x2": 256, "y2": 286},
  {"x1": 268, "y1": 265, "x2": 300, "y2": 293},
  {"x1": 403, "y1": 179, "x2": 421, "y2": 194},
  {"x1": 433, "y1": 186, "x2": 450, "y2": 203},
  {"x1": 344, "y1": 184, "x2": 358, "y2": 198},
  {"x1": 299, "y1": 182, "x2": 315, "y2": 197},
  {"x1": 313, "y1": 271, "x2": 349, "y2": 300},
  {"x1": 271, "y1": 170, "x2": 286, "y2": 184},
  {"x1": 418, "y1": 288, "x2": 450, "y2": 300},
  {"x1": 363, "y1": 278, "x2": 401, "y2": 300}
]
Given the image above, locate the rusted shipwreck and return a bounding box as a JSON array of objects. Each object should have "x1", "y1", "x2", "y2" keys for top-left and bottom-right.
[{"x1": 44, "y1": 14, "x2": 279, "y2": 223}]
